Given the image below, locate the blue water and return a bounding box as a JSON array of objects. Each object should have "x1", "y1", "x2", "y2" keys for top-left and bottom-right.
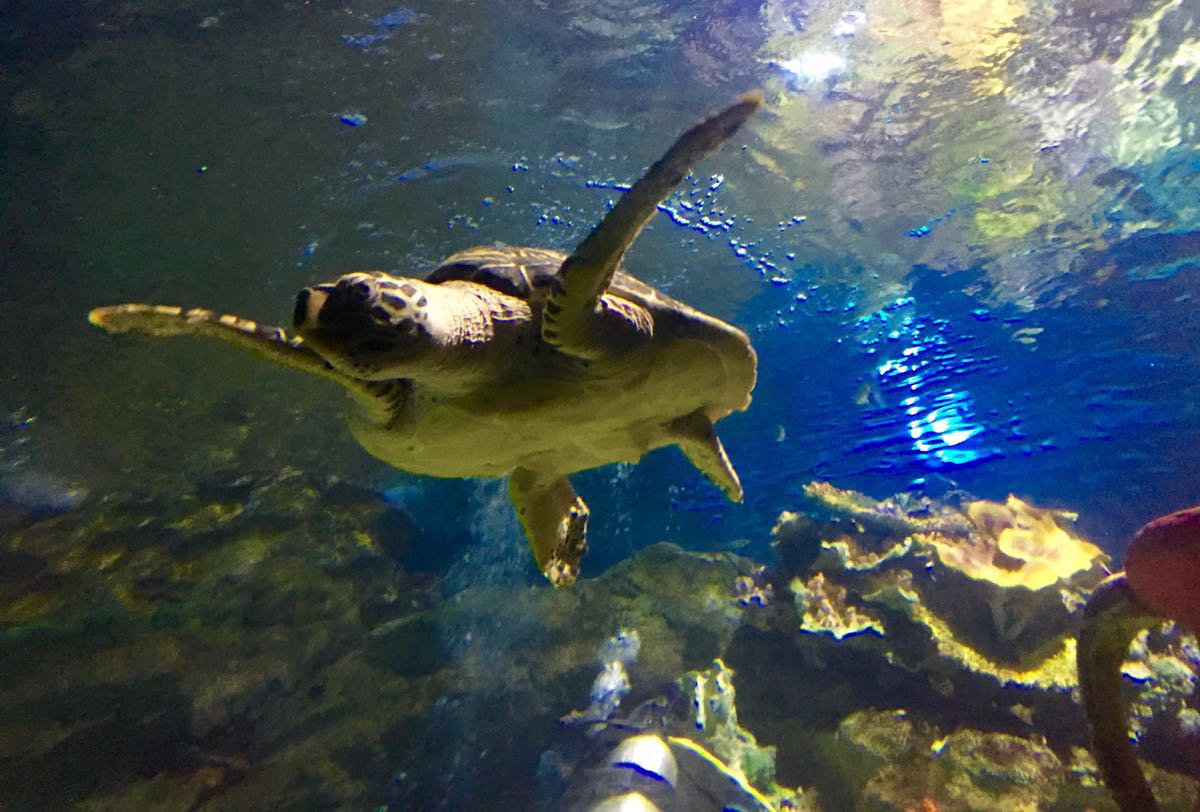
[
  {"x1": 2, "y1": 0, "x2": 1200, "y2": 807},
  {"x1": 7, "y1": 0, "x2": 1190, "y2": 563}
]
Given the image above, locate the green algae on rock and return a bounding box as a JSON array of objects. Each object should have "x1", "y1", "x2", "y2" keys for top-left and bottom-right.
[
  {"x1": 822, "y1": 707, "x2": 1199, "y2": 812},
  {"x1": 0, "y1": 469, "x2": 422, "y2": 808},
  {"x1": 682, "y1": 658, "x2": 784, "y2": 797},
  {"x1": 4, "y1": 466, "x2": 1195, "y2": 810},
  {"x1": 4, "y1": 484, "x2": 751, "y2": 809}
]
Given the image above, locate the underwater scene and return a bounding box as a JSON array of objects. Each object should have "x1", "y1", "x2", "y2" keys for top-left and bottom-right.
[{"x1": 3, "y1": 0, "x2": 1200, "y2": 809}]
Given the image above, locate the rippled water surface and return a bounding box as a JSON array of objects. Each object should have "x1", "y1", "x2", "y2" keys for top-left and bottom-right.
[{"x1": 2, "y1": 0, "x2": 1199, "y2": 809}]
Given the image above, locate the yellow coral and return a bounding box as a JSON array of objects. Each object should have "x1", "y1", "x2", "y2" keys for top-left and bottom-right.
[
  {"x1": 919, "y1": 496, "x2": 1106, "y2": 591},
  {"x1": 823, "y1": 536, "x2": 913, "y2": 572},
  {"x1": 804, "y1": 482, "x2": 1106, "y2": 591},
  {"x1": 802, "y1": 481, "x2": 878, "y2": 515},
  {"x1": 860, "y1": 569, "x2": 1079, "y2": 689},
  {"x1": 910, "y1": 597, "x2": 1079, "y2": 690},
  {"x1": 796, "y1": 482, "x2": 1105, "y2": 677},
  {"x1": 791, "y1": 573, "x2": 884, "y2": 640}
]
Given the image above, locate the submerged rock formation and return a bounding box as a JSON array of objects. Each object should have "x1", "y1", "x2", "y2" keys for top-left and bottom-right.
[{"x1": 1, "y1": 474, "x2": 1196, "y2": 809}]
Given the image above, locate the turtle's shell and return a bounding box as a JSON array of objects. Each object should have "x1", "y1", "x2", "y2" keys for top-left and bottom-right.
[
  {"x1": 424, "y1": 244, "x2": 706, "y2": 323},
  {"x1": 425, "y1": 245, "x2": 565, "y2": 299}
]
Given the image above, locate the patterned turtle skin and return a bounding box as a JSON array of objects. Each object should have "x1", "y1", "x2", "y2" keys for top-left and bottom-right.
[{"x1": 90, "y1": 93, "x2": 762, "y2": 586}]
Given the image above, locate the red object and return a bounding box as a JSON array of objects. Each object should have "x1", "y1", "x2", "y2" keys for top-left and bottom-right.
[{"x1": 1125, "y1": 504, "x2": 1200, "y2": 634}]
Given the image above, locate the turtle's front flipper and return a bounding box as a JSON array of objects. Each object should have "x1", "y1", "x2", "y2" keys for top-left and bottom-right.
[
  {"x1": 670, "y1": 410, "x2": 743, "y2": 503},
  {"x1": 543, "y1": 92, "x2": 763, "y2": 359},
  {"x1": 89, "y1": 304, "x2": 382, "y2": 405},
  {"x1": 508, "y1": 469, "x2": 589, "y2": 587}
]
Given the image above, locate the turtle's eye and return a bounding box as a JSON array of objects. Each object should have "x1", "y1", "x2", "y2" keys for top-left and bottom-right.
[
  {"x1": 293, "y1": 289, "x2": 311, "y2": 327},
  {"x1": 293, "y1": 286, "x2": 330, "y2": 329}
]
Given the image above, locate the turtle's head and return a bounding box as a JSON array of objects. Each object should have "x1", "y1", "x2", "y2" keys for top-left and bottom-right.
[{"x1": 293, "y1": 271, "x2": 441, "y2": 380}]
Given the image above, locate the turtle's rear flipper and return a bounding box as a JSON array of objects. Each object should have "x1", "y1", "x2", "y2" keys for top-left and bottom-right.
[
  {"x1": 508, "y1": 469, "x2": 589, "y2": 587},
  {"x1": 543, "y1": 92, "x2": 762, "y2": 360},
  {"x1": 670, "y1": 410, "x2": 743, "y2": 503},
  {"x1": 88, "y1": 304, "x2": 385, "y2": 407}
]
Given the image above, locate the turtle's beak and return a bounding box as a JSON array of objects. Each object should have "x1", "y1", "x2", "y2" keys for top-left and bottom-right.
[{"x1": 293, "y1": 287, "x2": 328, "y2": 330}]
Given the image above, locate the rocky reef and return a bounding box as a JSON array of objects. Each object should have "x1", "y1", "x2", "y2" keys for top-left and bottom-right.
[
  {"x1": 747, "y1": 481, "x2": 1198, "y2": 810},
  {"x1": 1, "y1": 474, "x2": 1197, "y2": 809},
  {"x1": 778, "y1": 481, "x2": 1109, "y2": 686}
]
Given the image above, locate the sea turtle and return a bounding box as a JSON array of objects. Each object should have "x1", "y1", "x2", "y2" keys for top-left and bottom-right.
[{"x1": 89, "y1": 93, "x2": 761, "y2": 586}]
